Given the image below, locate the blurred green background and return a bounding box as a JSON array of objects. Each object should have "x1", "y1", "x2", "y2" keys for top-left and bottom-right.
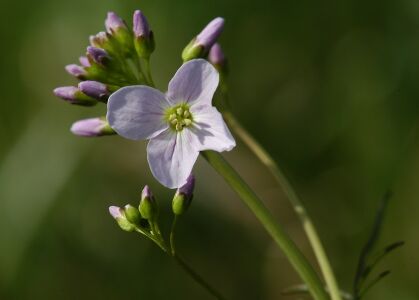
[{"x1": 1, "y1": 0, "x2": 419, "y2": 299}]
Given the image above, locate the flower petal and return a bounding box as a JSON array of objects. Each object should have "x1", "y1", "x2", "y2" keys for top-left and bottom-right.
[
  {"x1": 107, "y1": 86, "x2": 170, "y2": 140},
  {"x1": 167, "y1": 59, "x2": 219, "y2": 106},
  {"x1": 147, "y1": 129, "x2": 199, "y2": 188},
  {"x1": 190, "y1": 105, "x2": 236, "y2": 152}
]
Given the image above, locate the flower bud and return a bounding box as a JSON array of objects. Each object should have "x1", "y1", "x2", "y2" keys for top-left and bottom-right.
[
  {"x1": 172, "y1": 174, "x2": 195, "y2": 215},
  {"x1": 105, "y1": 12, "x2": 127, "y2": 33},
  {"x1": 65, "y1": 64, "x2": 87, "y2": 79},
  {"x1": 133, "y1": 10, "x2": 155, "y2": 59},
  {"x1": 208, "y1": 43, "x2": 227, "y2": 71},
  {"x1": 105, "y1": 12, "x2": 134, "y2": 57},
  {"x1": 78, "y1": 80, "x2": 115, "y2": 101},
  {"x1": 109, "y1": 206, "x2": 135, "y2": 232},
  {"x1": 53, "y1": 86, "x2": 96, "y2": 106},
  {"x1": 87, "y1": 46, "x2": 110, "y2": 67},
  {"x1": 182, "y1": 17, "x2": 224, "y2": 61},
  {"x1": 123, "y1": 204, "x2": 141, "y2": 225},
  {"x1": 70, "y1": 117, "x2": 115, "y2": 137},
  {"x1": 139, "y1": 185, "x2": 158, "y2": 220},
  {"x1": 79, "y1": 56, "x2": 90, "y2": 67}
]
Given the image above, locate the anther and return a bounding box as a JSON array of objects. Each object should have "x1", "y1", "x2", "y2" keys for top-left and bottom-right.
[
  {"x1": 183, "y1": 111, "x2": 190, "y2": 117},
  {"x1": 168, "y1": 114, "x2": 176, "y2": 121},
  {"x1": 183, "y1": 119, "x2": 192, "y2": 126},
  {"x1": 176, "y1": 107, "x2": 183, "y2": 115},
  {"x1": 171, "y1": 119, "x2": 178, "y2": 125}
]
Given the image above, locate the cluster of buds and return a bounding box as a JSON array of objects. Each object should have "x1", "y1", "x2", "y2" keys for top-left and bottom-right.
[
  {"x1": 54, "y1": 10, "x2": 155, "y2": 137},
  {"x1": 54, "y1": 9, "x2": 228, "y2": 137},
  {"x1": 109, "y1": 175, "x2": 195, "y2": 250}
]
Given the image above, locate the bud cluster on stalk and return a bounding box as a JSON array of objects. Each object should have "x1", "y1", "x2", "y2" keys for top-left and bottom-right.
[
  {"x1": 54, "y1": 10, "x2": 155, "y2": 137},
  {"x1": 109, "y1": 175, "x2": 195, "y2": 251}
]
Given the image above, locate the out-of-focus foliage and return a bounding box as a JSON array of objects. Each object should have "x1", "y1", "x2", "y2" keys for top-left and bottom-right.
[{"x1": 0, "y1": 0, "x2": 418, "y2": 299}]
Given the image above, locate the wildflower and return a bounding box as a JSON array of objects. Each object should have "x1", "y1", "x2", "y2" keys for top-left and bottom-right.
[
  {"x1": 78, "y1": 81, "x2": 112, "y2": 101},
  {"x1": 107, "y1": 59, "x2": 235, "y2": 188}
]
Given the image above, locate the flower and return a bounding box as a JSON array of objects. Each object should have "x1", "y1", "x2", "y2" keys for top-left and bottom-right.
[{"x1": 107, "y1": 59, "x2": 235, "y2": 188}]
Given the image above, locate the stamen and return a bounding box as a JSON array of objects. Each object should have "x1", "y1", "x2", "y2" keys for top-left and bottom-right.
[
  {"x1": 183, "y1": 119, "x2": 192, "y2": 126},
  {"x1": 171, "y1": 119, "x2": 178, "y2": 125},
  {"x1": 176, "y1": 107, "x2": 183, "y2": 115},
  {"x1": 183, "y1": 111, "x2": 190, "y2": 118}
]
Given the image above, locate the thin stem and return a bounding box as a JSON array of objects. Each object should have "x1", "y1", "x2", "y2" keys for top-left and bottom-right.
[
  {"x1": 170, "y1": 215, "x2": 179, "y2": 256},
  {"x1": 201, "y1": 151, "x2": 328, "y2": 300},
  {"x1": 223, "y1": 111, "x2": 342, "y2": 300},
  {"x1": 174, "y1": 254, "x2": 228, "y2": 300},
  {"x1": 142, "y1": 58, "x2": 156, "y2": 87}
]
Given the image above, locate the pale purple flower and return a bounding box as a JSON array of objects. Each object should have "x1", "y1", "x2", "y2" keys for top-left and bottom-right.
[
  {"x1": 196, "y1": 17, "x2": 224, "y2": 51},
  {"x1": 107, "y1": 59, "x2": 235, "y2": 188},
  {"x1": 65, "y1": 64, "x2": 86, "y2": 78},
  {"x1": 208, "y1": 43, "x2": 225, "y2": 66},
  {"x1": 133, "y1": 10, "x2": 150, "y2": 38},
  {"x1": 105, "y1": 12, "x2": 126, "y2": 33},
  {"x1": 70, "y1": 117, "x2": 111, "y2": 137},
  {"x1": 78, "y1": 81, "x2": 110, "y2": 100}
]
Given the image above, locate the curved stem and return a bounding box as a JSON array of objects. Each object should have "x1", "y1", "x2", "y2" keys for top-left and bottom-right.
[
  {"x1": 222, "y1": 111, "x2": 342, "y2": 300},
  {"x1": 201, "y1": 151, "x2": 328, "y2": 300},
  {"x1": 174, "y1": 254, "x2": 228, "y2": 300}
]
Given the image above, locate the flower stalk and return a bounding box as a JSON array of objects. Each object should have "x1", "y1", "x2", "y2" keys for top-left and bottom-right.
[
  {"x1": 201, "y1": 150, "x2": 328, "y2": 300},
  {"x1": 221, "y1": 111, "x2": 342, "y2": 300}
]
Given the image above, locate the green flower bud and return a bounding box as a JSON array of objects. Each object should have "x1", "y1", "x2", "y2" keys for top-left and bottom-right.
[
  {"x1": 139, "y1": 185, "x2": 158, "y2": 219},
  {"x1": 172, "y1": 174, "x2": 195, "y2": 215},
  {"x1": 109, "y1": 206, "x2": 135, "y2": 232},
  {"x1": 124, "y1": 204, "x2": 141, "y2": 225}
]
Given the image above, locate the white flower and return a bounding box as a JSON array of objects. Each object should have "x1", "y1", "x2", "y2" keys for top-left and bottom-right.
[{"x1": 107, "y1": 59, "x2": 236, "y2": 188}]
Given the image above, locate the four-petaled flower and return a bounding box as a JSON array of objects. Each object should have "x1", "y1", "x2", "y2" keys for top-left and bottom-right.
[{"x1": 107, "y1": 59, "x2": 236, "y2": 188}]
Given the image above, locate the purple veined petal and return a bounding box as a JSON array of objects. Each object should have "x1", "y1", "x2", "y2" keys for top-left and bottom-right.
[
  {"x1": 147, "y1": 129, "x2": 200, "y2": 189},
  {"x1": 189, "y1": 105, "x2": 236, "y2": 152},
  {"x1": 107, "y1": 86, "x2": 170, "y2": 140},
  {"x1": 167, "y1": 59, "x2": 219, "y2": 106}
]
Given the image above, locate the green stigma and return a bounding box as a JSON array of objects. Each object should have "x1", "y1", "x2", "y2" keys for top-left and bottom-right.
[{"x1": 164, "y1": 103, "x2": 193, "y2": 131}]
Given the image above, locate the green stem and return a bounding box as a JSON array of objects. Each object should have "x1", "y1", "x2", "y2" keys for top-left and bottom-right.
[
  {"x1": 143, "y1": 58, "x2": 156, "y2": 87},
  {"x1": 201, "y1": 151, "x2": 328, "y2": 300},
  {"x1": 174, "y1": 254, "x2": 228, "y2": 300},
  {"x1": 223, "y1": 111, "x2": 342, "y2": 300},
  {"x1": 170, "y1": 215, "x2": 179, "y2": 256}
]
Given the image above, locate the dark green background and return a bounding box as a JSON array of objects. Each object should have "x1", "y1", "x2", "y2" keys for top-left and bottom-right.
[{"x1": 0, "y1": 0, "x2": 418, "y2": 299}]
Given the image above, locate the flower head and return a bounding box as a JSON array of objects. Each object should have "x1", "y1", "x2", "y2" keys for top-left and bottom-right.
[{"x1": 107, "y1": 59, "x2": 235, "y2": 188}]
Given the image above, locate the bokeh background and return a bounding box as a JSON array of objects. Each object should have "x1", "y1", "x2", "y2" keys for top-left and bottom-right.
[{"x1": 1, "y1": 0, "x2": 419, "y2": 299}]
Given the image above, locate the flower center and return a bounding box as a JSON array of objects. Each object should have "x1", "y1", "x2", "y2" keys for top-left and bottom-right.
[{"x1": 165, "y1": 103, "x2": 193, "y2": 132}]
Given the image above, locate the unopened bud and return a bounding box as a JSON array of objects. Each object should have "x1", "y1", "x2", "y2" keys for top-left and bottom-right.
[
  {"x1": 78, "y1": 80, "x2": 115, "y2": 101},
  {"x1": 109, "y1": 206, "x2": 135, "y2": 232},
  {"x1": 124, "y1": 204, "x2": 141, "y2": 225},
  {"x1": 182, "y1": 17, "x2": 224, "y2": 61},
  {"x1": 87, "y1": 46, "x2": 110, "y2": 67},
  {"x1": 53, "y1": 86, "x2": 96, "y2": 106},
  {"x1": 208, "y1": 43, "x2": 227, "y2": 72},
  {"x1": 65, "y1": 64, "x2": 87, "y2": 79},
  {"x1": 172, "y1": 174, "x2": 195, "y2": 215},
  {"x1": 70, "y1": 117, "x2": 115, "y2": 137},
  {"x1": 79, "y1": 56, "x2": 90, "y2": 67},
  {"x1": 105, "y1": 12, "x2": 134, "y2": 57},
  {"x1": 139, "y1": 185, "x2": 158, "y2": 220},
  {"x1": 133, "y1": 10, "x2": 155, "y2": 59}
]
